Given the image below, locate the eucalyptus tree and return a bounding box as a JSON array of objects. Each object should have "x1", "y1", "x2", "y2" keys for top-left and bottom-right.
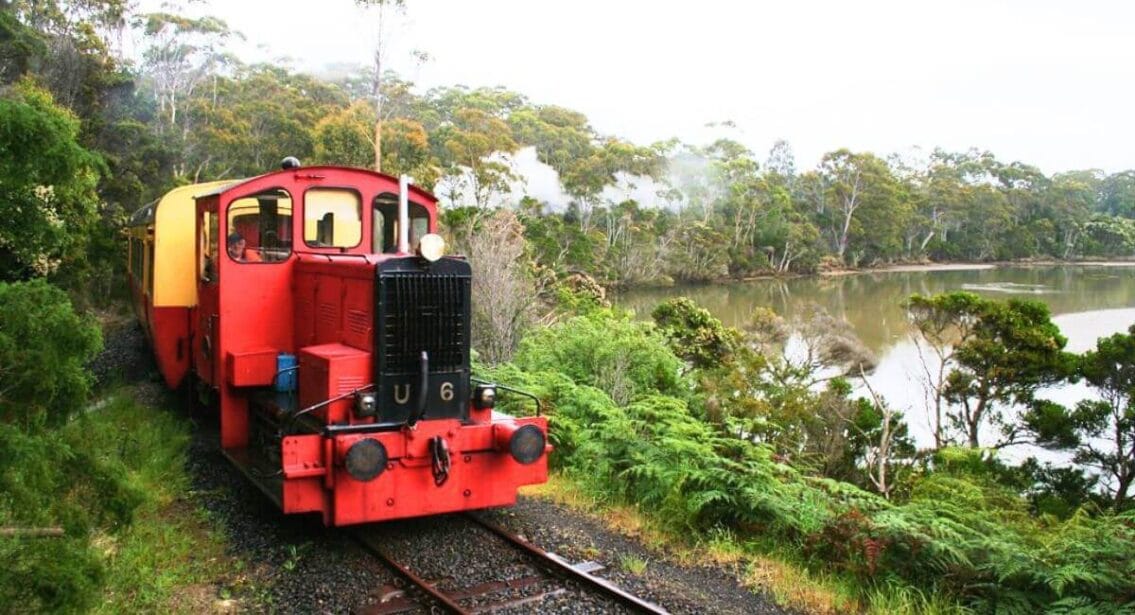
[
  {"x1": 8, "y1": 0, "x2": 127, "y2": 114},
  {"x1": 813, "y1": 149, "x2": 905, "y2": 264},
  {"x1": 1100, "y1": 170, "x2": 1135, "y2": 218},
  {"x1": 177, "y1": 64, "x2": 346, "y2": 180},
  {"x1": 313, "y1": 100, "x2": 375, "y2": 168},
  {"x1": 355, "y1": 0, "x2": 431, "y2": 173},
  {"x1": 509, "y1": 104, "x2": 664, "y2": 231},
  {"x1": 440, "y1": 107, "x2": 519, "y2": 208},
  {"x1": 1046, "y1": 170, "x2": 1101, "y2": 258},
  {"x1": 136, "y1": 11, "x2": 236, "y2": 133}
]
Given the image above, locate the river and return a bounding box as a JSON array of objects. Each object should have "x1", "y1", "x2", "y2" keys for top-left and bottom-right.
[{"x1": 616, "y1": 263, "x2": 1135, "y2": 455}]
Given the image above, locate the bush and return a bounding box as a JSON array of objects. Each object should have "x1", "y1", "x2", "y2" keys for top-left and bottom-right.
[
  {"x1": 0, "y1": 393, "x2": 194, "y2": 612},
  {"x1": 0, "y1": 279, "x2": 102, "y2": 428},
  {"x1": 515, "y1": 309, "x2": 683, "y2": 405}
]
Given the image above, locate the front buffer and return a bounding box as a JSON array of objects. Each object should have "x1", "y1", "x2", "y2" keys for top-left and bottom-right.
[{"x1": 277, "y1": 416, "x2": 549, "y2": 526}]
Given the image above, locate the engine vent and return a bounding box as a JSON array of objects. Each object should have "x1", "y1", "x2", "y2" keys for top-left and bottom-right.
[{"x1": 374, "y1": 257, "x2": 471, "y2": 422}]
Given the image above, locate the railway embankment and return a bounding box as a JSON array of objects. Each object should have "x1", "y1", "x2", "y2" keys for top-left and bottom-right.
[{"x1": 52, "y1": 322, "x2": 785, "y2": 613}]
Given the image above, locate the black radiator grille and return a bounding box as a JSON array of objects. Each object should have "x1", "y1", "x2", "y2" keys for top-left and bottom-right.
[{"x1": 377, "y1": 269, "x2": 470, "y2": 374}]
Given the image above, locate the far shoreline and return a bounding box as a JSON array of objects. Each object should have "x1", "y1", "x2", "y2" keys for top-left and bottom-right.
[
  {"x1": 824, "y1": 259, "x2": 1135, "y2": 277},
  {"x1": 612, "y1": 259, "x2": 1135, "y2": 292}
]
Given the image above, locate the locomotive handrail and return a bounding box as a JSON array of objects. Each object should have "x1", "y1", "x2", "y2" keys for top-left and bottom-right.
[
  {"x1": 471, "y1": 377, "x2": 543, "y2": 417},
  {"x1": 290, "y1": 383, "x2": 376, "y2": 422}
]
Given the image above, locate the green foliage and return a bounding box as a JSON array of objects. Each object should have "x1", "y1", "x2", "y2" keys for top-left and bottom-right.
[
  {"x1": 490, "y1": 305, "x2": 1135, "y2": 613},
  {"x1": 0, "y1": 279, "x2": 102, "y2": 428},
  {"x1": 0, "y1": 80, "x2": 103, "y2": 281},
  {"x1": 0, "y1": 393, "x2": 192, "y2": 612},
  {"x1": 907, "y1": 291, "x2": 1074, "y2": 447},
  {"x1": 1030, "y1": 325, "x2": 1135, "y2": 509},
  {"x1": 515, "y1": 309, "x2": 682, "y2": 405},
  {"x1": 651, "y1": 297, "x2": 741, "y2": 369},
  {"x1": 312, "y1": 100, "x2": 375, "y2": 168}
]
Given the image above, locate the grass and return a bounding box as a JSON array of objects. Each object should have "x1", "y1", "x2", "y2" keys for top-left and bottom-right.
[
  {"x1": 619, "y1": 554, "x2": 649, "y2": 575},
  {"x1": 522, "y1": 474, "x2": 967, "y2": 615},
  {"x1": 82, "y1": 391, "x2": 244, "y2": 613}
]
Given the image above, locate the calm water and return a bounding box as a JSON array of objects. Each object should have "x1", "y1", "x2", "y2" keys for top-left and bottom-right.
[{"x1": 617, "y1": 264, "x2": 1135, "y2": 453}]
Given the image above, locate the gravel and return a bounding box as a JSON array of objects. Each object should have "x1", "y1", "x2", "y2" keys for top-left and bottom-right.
[
  {"x1": 363, "y1": 515, "x2": 635, "y2": 614},
  {"x1": 481, "y1": 501, "x2": 789, "y2": 615},
  {"x1": 89, "y1": 320, "x2": 155, "y2": 389},
  {"x1": 95, "y1": 323, "x2": 788, "y2": 614}
]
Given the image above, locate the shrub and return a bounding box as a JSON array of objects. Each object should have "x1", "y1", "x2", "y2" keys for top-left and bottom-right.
[
  {"x1": 515, "y1": 309, "x2": 683, "y2": 405},
  {"x1": 0, "y1": 279, "x2": 102, "y2": 428}
]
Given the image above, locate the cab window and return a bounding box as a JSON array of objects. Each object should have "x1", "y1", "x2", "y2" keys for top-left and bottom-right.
[
  {"x1": 372, "y1": 193, "x2": 430, "y2": 253},
  {"x1": 305, "y1": 188, "x2": 362, "y2": 248},
  {"x1": 226, "y1": 189, "x2": 293, "y2": 263}
]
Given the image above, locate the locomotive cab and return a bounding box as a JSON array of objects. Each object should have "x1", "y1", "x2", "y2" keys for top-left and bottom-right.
[{"x1": 133, "y1": 165, "x2": 549, "y2": 526}]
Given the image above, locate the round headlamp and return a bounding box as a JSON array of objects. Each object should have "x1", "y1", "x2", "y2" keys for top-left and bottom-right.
[
  {"x1": 418, "y1": 233, "x2": 446, "y2": 262},
  {"x1": 344, "y1": 439, "x2": 388, "y2": 482},
  {"x1": 508, "y1": 424, "x2": 546, "y2": 465}
]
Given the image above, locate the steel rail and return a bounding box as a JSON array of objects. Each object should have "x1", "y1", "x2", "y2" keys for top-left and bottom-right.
[
  {"x1": 350, "y1": 531, "x2": 471, "y2": 614},
  {"x1": 464, "y1": 514, "x2": 670, "y2": 614}
]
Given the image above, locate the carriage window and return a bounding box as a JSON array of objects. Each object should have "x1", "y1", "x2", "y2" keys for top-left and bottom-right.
[
  {"x1": 372, "y1": 193, "x2": 430, "y2": 253},
  {"x1": 200, "y1": 211, "x2": 218, "y2": 282},
  {"x1": 226, "y1": 189, "x2": 293, "y2": 263},
  {"x1": 305, "y1": 189, "x2": 361, "y2": 248},
  {"x1": 130, "y1": 236, "x2": 143, "y2": 281},
  {"x1": 145, "y1": 230, "x2": 155, "y2": 295}
]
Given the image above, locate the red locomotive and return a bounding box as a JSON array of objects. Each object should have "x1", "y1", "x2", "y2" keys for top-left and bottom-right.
[{"x1": 126, "y1": 161, "x2": 549, "y2": 526}]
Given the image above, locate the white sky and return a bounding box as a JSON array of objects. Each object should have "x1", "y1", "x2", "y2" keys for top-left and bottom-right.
[{"x1": 134, "y1": 0, "x2": 1135, "y2": 175}]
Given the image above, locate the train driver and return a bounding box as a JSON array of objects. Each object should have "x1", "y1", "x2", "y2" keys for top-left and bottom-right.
[
  {"x1": 226, "y1": 232, "x2": 247, "y2": 261},
  {"x1": 226, "y1": 232, "x2": 262, "y2": 262}
]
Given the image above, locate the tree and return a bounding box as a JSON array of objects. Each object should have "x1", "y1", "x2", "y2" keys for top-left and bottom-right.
[
  {"x1": 136, "y1": 11, "x2": 235, "y2": 133},
  {"x1": 450, "y1": 210, "x2": 537, "y2": 365},
  {"x1": 9, "y1": 0, "x2": 127, "y2": 117},
  {"x1": 0, "y1": 8, "x2": 46, "y2": 83},
  {"x1": 1100, "y1": 170, "x2": 1135, "y2": 218},
  {"x1": 813, "y1": 149, "x2": 905, "y2": 264},
  {"x1": 0, "y1": 81, "x2": 102, "y2": 281},
  {"x1": 381, "y1": 116, "x2": 438, "y2": 188},
  {"x1": 313, "y1": 100, "x2": 374, "y2": 168},
  {"x1": 1028, "y1": 326, "x2": 1135, "y2": 508},
  {"x1": 313, "y1": 100, "x2": 438, "y2": 186},
  {"x1": 906, "y1": 292, "x2": 1074, "y2": 448},
  {"x1": 1045, "y1": 171, "x2": 1099, "y2": 258},
  {"x1": 651, "y1": 297, "x2": 741, "y2": 370},
  {"x1": 355, "y1": 0, "x2": 408, "y2": 172},
  {"x1": 441, "y1": 107, "x2": 518, "y2": 207},
  {"x1": 180, "y1": 64, "x2": 345, "y2": 179}
]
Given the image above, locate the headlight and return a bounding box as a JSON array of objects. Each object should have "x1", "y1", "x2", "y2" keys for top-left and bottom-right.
[
  {"x1": 508, "y1": 425, "x2": 546, "y2": 465},
  {"x1": 473, "y1": 384, "x2": 496, "y2": 410},
  {"x1": 354, "y1": 391, "x2": 377, "y2": 418},
  {"x1": 344, "y1": 439, "x2": 388, "y2": 481},
  {"x1": 493, "y1": 422, "x2": 546, "y2": 465},
  {"x1": 418, "y1": 233, "x2": 446, "y2": 262}
]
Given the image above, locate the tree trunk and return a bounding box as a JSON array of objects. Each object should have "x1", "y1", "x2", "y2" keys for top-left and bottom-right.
[{"x1": 374, "y1": 119, "x2": 382, "y2": 173}]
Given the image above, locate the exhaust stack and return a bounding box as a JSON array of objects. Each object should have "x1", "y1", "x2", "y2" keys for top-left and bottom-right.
[{"x1": 397, "y1": 175, "x2": 412, "y2": 254}]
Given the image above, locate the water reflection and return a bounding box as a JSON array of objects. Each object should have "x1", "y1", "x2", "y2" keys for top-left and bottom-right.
[
  {"x1": 617, "y1": 264, "x2": 1135, "y2": 355},
  {"x1": 617, "y1": 265, "x2": 1135, "y2": 451}
]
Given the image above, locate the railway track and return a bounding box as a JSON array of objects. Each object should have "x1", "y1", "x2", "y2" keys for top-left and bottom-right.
[{"x1": 352, "y1": 513, "x2": 670, "y2": 614}]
